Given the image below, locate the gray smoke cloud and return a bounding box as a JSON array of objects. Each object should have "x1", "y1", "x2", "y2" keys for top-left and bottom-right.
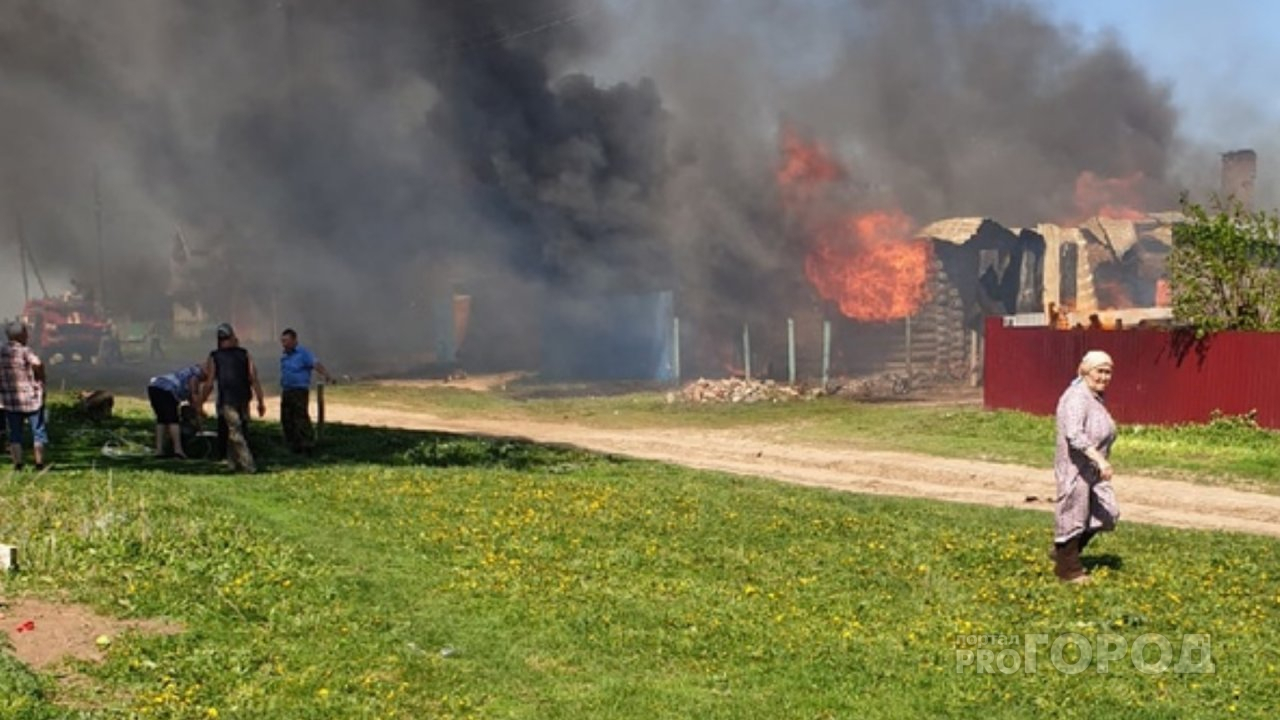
[
  {"x1": 0, "y1": 0, "x2": 672, "y2": 367},
  {"x1": 0, "y1": 0, "x2": 1256, "y2": 372},
  {"x1": 582, "y1": 0, "x2": 1189, "y2": 342}
]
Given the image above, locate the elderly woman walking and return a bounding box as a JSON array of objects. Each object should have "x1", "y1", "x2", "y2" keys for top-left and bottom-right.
[{"x1": 1052, "y1": 350, "x2": 1120, "y2": 584}]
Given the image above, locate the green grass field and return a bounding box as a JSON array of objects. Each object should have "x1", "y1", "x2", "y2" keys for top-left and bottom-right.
[{"x1": 1, "y1": 393, "x2": 1279, "y2": 718}]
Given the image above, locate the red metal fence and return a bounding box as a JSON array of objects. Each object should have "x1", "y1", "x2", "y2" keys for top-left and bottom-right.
[{"x1": 983, "y1": 317, "x2": 1280, "y2": 428}]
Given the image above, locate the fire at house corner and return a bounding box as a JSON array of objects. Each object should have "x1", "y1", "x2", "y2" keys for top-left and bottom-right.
[{"x1": 777, "y1": 129, "x2": 933, "y2": 322}]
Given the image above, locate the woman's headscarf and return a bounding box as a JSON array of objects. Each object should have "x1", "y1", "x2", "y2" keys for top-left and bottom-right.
[{"x1": 1078, "y1": 350, "x2": 1114, "y2": 376}]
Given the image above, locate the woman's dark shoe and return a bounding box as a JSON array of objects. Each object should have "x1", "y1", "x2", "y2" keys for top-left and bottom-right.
[{"x1": 1054, "y1": 537, "x2": 1091, "y2": 584}]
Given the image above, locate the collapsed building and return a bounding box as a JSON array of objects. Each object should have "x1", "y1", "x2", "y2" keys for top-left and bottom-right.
[
  {"x1": 468, "y1": 206, "x2": 1182, "y2": 385},
  {"x1": 421, "y1": 195, "x2": 1192, "y2": 384},
  {"x1": 804, "y1": 210, "x2": 1175, "y2": 384},
  {"x1": 795, "y1": 150, "x2": 1260, "y2": 385}
]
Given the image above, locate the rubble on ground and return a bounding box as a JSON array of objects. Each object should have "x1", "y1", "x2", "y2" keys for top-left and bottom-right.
[
  {"x1": 829, "y1": 367, "x2": 965, "y2": 399},
  {"x1": 670, "y1": 378, "x2": 822, "y2": 404},
  {"x1": 671, "y1": 367, "x2": 970, "y2": 404},
  {"x1": 827, "y1": 372, "x2": 913, "y2": 399}
]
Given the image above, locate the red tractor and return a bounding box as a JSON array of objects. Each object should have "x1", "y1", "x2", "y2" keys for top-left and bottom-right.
[{"x1": 20, "y1": 296, "x2": 111, "y2": 360}]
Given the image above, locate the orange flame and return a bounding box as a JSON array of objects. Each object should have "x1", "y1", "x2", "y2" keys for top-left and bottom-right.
[
  {"x1": 804, "y1": 210, "x2": 933, "y2": 321},
  {"x1": 1155, "y1": 278, "x2": 1171, "y2": 307},
  {"x1": 777, "y1": 127, "x2": 931, "y2": 321},
  {"x1": 777, "y1": 126, "x2": 843, "y2": 209},
  {"x1": 1073, "y1": 171, "x2": 1146, "y2": 222},
  {"x1": 1094, "y1": 277, "x2": 1134, "y2": 311}
]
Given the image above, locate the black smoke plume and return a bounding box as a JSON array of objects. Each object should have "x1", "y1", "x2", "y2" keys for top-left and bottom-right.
[{"x1": 0, "y1": 0, "x2": 1234, "y2": 371}]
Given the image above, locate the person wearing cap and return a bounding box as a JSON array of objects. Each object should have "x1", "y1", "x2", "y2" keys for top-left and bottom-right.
[
  {"x1": 278, "y1": 328, "x2": 332, "y2": 453},
  {"x1": 197, "y1": 323, "x2": 265, "y2": 473},
  {"x1": 1051, "y1": 350, "x2": 1120, "y2": 584},
  {"x1": 146, "y1": 362, "x2": 206, "y2": 459},
  {"x1": 1, "y1": 321, "x2": 47, "y2": 471}
]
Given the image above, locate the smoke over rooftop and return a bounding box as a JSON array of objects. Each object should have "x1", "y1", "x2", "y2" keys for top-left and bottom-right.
[{"x1": 0, "y1": 0, "x2": 1250, "y2": 369}]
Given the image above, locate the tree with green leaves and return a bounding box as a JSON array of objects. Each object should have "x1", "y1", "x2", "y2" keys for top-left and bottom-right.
[{"x1": 1168, "y1": 197, "x2": 1280, "y2": 334}]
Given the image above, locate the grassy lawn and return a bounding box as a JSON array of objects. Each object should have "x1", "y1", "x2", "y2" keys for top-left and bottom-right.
[
  {"x1": 328, "y1": 383, "x2": 1280, "y2": 488},
  {"x1": 1, "y1": 397, "x2": 1279, "y2": 717}
]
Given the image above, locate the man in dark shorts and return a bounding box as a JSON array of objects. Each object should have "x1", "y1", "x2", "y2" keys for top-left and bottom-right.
[
  {"x1": 147, "y1": 363, "x2": 206, "y2": 458},
  {"x1": 196, "y1": 323, "x2": 265, "y2": 473}
]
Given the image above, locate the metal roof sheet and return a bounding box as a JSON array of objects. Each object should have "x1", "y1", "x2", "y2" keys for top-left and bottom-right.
[{"x1": 917, "y1": 217, "x2": 988, "y2": 244}]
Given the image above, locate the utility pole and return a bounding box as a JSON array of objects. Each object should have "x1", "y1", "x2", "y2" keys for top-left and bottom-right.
[
  {"x1": 281, "y1": 0, "x2": 301, "y2": 342},
  {"x1": 95, "y1": 167, "x2": 107, "y2": 311},
  {"x1": 283, "y1": 0, "x2": 299, "y2": 123},
  {"x1": 18, "y1": 219, "x2": 28, "y2": 301},
  {"x1": 17, "y1": 215, "x2": 47, "y2": 299}
]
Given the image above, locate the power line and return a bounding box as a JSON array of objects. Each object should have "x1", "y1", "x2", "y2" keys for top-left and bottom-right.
[{"x1": 444, "y1": 4, "x2": 598, "y2": 54}]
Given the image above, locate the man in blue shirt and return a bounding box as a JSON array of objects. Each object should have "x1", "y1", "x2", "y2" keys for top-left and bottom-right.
[{"x1": 279, "y1": 328, "x2": 332, "y2": 453}]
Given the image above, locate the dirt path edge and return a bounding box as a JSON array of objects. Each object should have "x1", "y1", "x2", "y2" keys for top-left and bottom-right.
[{"x1": 319, "y1": 402, "x2": 1280, "y2": 539}]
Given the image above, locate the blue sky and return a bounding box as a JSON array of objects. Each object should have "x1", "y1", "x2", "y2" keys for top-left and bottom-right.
[{"x1": 1033, "y1": 0, "x2": 1280, "y2": 147}]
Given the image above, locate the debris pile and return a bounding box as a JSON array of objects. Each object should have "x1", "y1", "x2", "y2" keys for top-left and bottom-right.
[
  {"x1": 77, "y1": 390, "x2": 114, "y2": 422},
  {"x1": 671, "y1": 368, "x2": 973, "y2": 404},
  {"x1": 828, "y1": 368, "x2": 965, "y2": 400},
  {"x1": 828, "y1": 372, "x2": 913, "y2": 399},
  {"x1": 672, "y1": 378, "x2": 820, "y2": 404}
]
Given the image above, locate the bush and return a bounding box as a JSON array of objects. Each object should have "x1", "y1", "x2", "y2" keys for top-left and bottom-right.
[
  {"x1": 401, "y1": 437, "x2": 575, "y2": 470},
  {"x1": 1169, "y1": 197, "x2": 1280, "y2": 334}
]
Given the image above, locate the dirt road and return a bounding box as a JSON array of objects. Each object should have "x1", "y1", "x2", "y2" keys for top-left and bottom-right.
[{"x1": 306, "y1": 400, "x2": 1280, "y2": 539}]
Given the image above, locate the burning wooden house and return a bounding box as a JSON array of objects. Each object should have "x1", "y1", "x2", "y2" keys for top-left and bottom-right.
[
  {"x1": 808, "y1": 210, "x2": 1179, "y2": 382},
  {"x1": 1036, "y1": 213, "x2": 1178, "y2": 328},
  {"x1": 755, "y1": 132, "x2": 1246, "y2": 385}
]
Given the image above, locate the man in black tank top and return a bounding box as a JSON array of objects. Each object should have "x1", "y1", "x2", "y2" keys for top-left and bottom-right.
[{"x1": 196, "y1": 323, "x2": 266, "y2": 473}]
